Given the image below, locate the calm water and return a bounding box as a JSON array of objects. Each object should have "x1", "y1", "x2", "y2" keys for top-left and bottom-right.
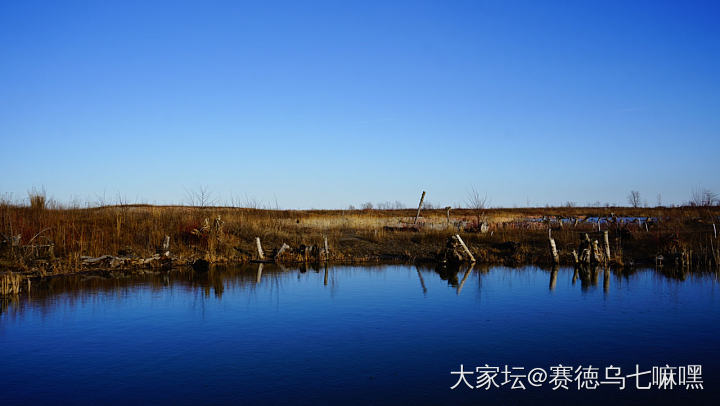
[{"x1": 2, "y1": 264, "x2": 719, "y2": 405}]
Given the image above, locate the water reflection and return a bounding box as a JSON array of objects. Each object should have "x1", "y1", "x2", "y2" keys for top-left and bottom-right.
[
  {"x1": 2, "y1": 263, "x2": 720, "y2": 405},
  {"x1": 2, "y1": 263, "x2": 718, "y2": 318}
]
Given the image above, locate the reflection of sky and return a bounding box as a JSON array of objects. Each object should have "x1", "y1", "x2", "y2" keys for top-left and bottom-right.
[{"x1": 2, "y1": 265, "x2": 719, "y2": 404}]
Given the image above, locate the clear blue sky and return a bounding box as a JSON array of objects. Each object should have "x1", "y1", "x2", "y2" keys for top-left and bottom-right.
[{"x1": 1, "y1": 0, "x2": 718, "y2": 208}]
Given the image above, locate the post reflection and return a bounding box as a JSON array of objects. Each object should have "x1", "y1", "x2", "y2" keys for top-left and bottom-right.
[
  {"x1": 1, "y1": 263, "x2": 711, "y2": 316},
  {"x1": 549, "y1": 266, "x2": 558, "y2": 291}
]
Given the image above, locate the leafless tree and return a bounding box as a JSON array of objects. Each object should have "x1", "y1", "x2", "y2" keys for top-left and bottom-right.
[
  {"x1": 627, "y1": 190, "x2": 641, "y2": 208},
  {"x1": 185, "y1": 186, "x2": 215, "y2": 208},
  {"x1": 466, "y1": 187, "x2": 488, "y2": 227},
  {"x1": 690, "y1": 186, "x2": 718, "y2": 207}
]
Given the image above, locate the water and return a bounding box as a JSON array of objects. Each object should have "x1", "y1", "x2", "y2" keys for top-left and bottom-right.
[{"x1": 1, "y1": 264, "x2": 719, "y2": 405}]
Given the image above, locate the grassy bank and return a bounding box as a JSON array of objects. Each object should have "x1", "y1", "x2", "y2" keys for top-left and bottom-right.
[{"x1": 1, "y1": 202, "x2": 719, "y2": 279}]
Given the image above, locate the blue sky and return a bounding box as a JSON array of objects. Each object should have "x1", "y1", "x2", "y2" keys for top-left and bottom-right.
[{"x1": 1, "y1": 0, "x2": 718, "y2": 208}]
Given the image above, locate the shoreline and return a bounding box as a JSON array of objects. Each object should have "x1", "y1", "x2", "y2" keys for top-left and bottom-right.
[{"x1": 2, "y1": 204, "x2": 719, "y2": 296}]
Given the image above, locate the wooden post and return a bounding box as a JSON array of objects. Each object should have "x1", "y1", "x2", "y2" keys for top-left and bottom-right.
[
  {"x1": 454, "y1": 234, "x2": 476, "y2": 263},
  {"x1": 603, "y1": 231, "x2": 611, "y2": 262},
  {"x1": 549, "y1": 237, "x2": 559, "y2": 264},
  {"x1": 255, "y1": 237, "x2": 264, "y2": 260},
  {"x1": 162, "y1": 235, "x2": 170, "y2": 251},
  {"x1": 445, "y1": 206, "x2": 451, "y2": 227},
  {"x1": 592, "y1": 240, "x2": 602, "y2": 263},
  {"x1": 303, "y1": 245, "x2": 310, "y2": 262},
  {"x1": 414, "y1": 191, "x2": 426, "y2": 224},
  {"x1": 324, "y1": 236, "x2": 329, "y2": 261}
]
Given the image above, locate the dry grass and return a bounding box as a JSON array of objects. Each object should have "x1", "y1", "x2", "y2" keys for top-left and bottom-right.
[{"x1": 1, "y1": 201, "x2": 719, "y2": 272}]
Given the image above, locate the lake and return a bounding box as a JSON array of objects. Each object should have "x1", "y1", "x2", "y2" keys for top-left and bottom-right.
[{"x1": 1, "y1": 264, "x2": 719, "y2": 405}]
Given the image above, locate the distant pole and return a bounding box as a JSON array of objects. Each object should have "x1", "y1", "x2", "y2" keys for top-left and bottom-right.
[{"x1": 414, "y1": 191, "x2": 426, "y2": 224}]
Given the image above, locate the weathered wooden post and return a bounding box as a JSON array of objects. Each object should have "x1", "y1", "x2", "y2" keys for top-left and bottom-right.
[
  {"x1": 414, "y1": 191, "x2": 426, "y2": 224},
  {"x1": 592, "y1": 240, "x2": 602, "y2": 263},
  {"x1": 454, "y1": 234, "x2": 476, "y2": 263},
  {"x1": 324, "y1": 235, "x2": 329, "y2": 261},
  {"x1": 445, "y1": 206, "x2": 451, "y2": 227},
  {"x1": 549, "y1": 237, "x2": 559, "y2": 264},
  {"x1": 603, "y1": 231, "x2": 611, "y2": 262},
  {"x1": 303, "y1": 245, "x2": 311, "y2": 262},
  {"x1": 255, "y1": 237, "x2": 264, "y2": 260}
]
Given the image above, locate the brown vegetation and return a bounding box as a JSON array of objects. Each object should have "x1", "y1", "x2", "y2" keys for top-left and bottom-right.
[{"x1": 1, "y1": 197, "x2": 719, "y2": 282}]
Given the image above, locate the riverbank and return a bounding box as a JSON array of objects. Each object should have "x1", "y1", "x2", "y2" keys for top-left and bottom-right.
[{"x1": 2, "y1": 204, "x2": 719, "y2": 286}]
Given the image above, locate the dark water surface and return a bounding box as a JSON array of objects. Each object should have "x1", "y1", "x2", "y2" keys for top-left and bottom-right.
[{"x1": 2, "y1": 264, "x2": 719, "y2": 405}]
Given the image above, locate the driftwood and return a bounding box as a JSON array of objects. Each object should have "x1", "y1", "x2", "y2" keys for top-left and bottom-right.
[
  {"x1": 438, "y1": 235, "x2": 475, "y2": 264},
  {"x1": 81, "y1": 253, "x2": 168, "y2": 268},
  {"x1": 454, "y1": 234, "x2": 476, "y2": 263},
  {"x1": 275, "y1": 243, "x2": 290, "y2": 261}
]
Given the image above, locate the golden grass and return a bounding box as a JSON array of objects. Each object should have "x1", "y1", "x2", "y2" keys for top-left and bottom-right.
[{"x1": 1, "y1": 202, "x2": 719, "y2": 271}]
